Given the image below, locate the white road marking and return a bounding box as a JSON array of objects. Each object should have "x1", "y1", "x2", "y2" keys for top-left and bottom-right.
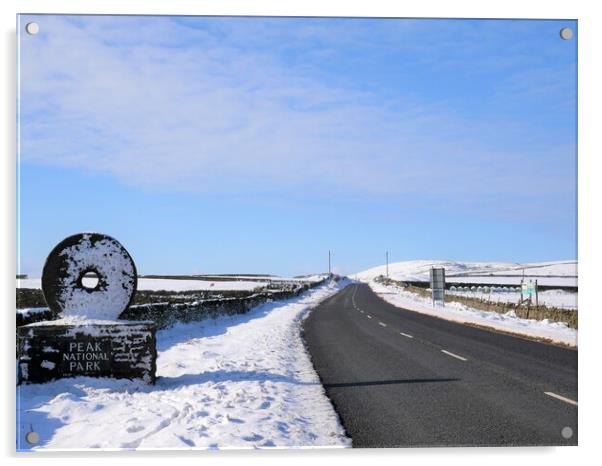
[
  {"x1": 360, "y1": 310, "x2": 364, "y2": 314},
  {"x1": 544, "y1": 392, "x2": 578, "y2": 406},
  {"x1": 400, "y1": 332, "x2": 414, "y2": 339},
  {"x1": 441, "y1": 349, "x2": 468, "y2": 361},
  {"x1": 378, "y1": 322, "x2": 387, "y2": 327},
  {"x1": 366, "y1": 315, "x2": 372, "y2": 319}
]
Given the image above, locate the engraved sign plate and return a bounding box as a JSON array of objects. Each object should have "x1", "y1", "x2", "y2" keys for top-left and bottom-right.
[{"x1": 17, "y1": 321, "x2": 156, "y2": 384}]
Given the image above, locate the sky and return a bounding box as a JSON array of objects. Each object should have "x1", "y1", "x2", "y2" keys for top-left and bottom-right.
[{"x1": 17, "y1": 15, "x2": 577, "y2": 277}]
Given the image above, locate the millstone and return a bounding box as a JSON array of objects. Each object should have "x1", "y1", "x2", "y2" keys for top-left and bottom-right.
[{"x1": 41, "y1": 233, "x2": 137, "y2": 320}]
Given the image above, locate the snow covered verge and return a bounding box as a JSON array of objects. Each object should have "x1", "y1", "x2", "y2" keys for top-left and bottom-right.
[
  {"x1": 17, "y1": 280, "x2": 351, "y2": 451},
  {"x1": 368, "y1": 280, "x2": 577, "y2": 348}
]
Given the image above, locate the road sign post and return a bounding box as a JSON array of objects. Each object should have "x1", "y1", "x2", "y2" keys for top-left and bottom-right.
[
  {"x1": 520, "y1": 280, "x2": 538, "y2": 317},
  {"x1": 430, "y1": 267, "x2": 445, "y2": 306},
  {"x1": 521, "y1": 280, "x2": 536, "y2": 301}
]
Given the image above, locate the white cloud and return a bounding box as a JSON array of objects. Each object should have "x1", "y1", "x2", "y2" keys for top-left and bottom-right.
[{"x1": 18, "y1": 15, "x2": 575, "y2": 210}]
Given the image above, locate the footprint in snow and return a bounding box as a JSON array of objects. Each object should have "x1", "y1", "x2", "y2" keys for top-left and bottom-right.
[
  {"x1": 277, "y1": 422, "x2": 290, "y2": 435},
  {"x1": 126, "y1": 425, "x2": 145, "y2": 433},
  {"x1": 177, "y1": 435, "x2": 195, "y2": 447},
  {"x1": 224, "y1": 414, "x2": 245, "y2": 424}
]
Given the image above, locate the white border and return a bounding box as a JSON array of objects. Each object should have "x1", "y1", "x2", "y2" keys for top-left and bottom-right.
[{"x1": 2, "y1": 1, "x2": 599, "y2": 465}]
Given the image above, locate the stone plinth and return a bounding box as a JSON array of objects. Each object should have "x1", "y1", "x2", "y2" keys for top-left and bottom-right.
[{"x1": 17, "y1": 320, "x2": 156, "y2": 384}]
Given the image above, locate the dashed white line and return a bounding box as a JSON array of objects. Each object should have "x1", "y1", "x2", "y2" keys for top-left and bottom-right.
[
  {"x1": 544, "y1": 392, "x2": 578, "y2": 406},
  {"x1": 378, "y1": 322, "x2": 387, "y2": 327},
  {"x1": 366, "y1": 315, "x2": 372, "y2": 319},
  {"x1": 400, "y1": 332, "x2": 414, "y2": 339},
  {"x1": 441, "y1": 349, "x2": 468, "y2": 361},
  {"x1": 360, "y1": 310, "x2": 364, "y2": 314}
]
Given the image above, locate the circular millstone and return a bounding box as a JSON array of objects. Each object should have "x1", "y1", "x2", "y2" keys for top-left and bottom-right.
[{"x1": 42, "y1": 233, "x2": 137, "y2": 320}]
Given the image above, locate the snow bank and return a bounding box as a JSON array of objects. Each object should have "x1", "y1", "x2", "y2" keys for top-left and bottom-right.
[
  {"x1": 368, "y1": 281, "x2": 577, "y2": 347},
  {"x1": 17, "y1": 280, "x2": 351, "y2": 451}
]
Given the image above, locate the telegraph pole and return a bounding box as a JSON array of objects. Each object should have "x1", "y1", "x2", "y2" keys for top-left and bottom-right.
[
  {"x1": 386, "y1": 251, "x2": 389, "y2": 277},
  {"x1": 328, "y1": 250, "x2": 331, "y2": 276}
]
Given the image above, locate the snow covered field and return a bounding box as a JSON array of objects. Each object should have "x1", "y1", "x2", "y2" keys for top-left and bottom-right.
[
  {"x1": 447, "y1": 289, "x2": 577, "y2": 310},
  {"x1": 356, "y1": 260, "x2": 577, "y2": 288},
  {"x1": 19, "y1": 277, "x2": 279, "y2": 292},
  {"x1": 368, "y1": 281, "x2": 577, "y2": 347},
  {"x1": 17, "y1": 280, "x2": 350, "y2": 451},
  {"x1": 17, "y1": 275, "x2": 327, "y2": 292}
]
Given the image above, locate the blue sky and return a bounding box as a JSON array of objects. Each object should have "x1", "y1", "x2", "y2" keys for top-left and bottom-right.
[{"x1": 17, "y1": 15, "x2": 577, "y2": 276}]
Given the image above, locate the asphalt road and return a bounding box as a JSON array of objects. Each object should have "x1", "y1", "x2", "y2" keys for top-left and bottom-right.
[{"x1": 303, "y1": 283, "x2": 578, "y2": 447}]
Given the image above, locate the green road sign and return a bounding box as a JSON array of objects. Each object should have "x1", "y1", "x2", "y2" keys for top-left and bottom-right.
[{"x1": 521, "y1": 282, "x2": 536, "y2": 297}]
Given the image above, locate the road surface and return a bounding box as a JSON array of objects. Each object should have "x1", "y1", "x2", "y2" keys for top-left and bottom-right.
[{"x1": 303, "y1": 283, "x2": 577, "y2": 447}]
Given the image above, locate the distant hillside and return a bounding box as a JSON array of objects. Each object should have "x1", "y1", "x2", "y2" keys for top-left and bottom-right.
[{"x1": 354, "y1": 260, "x2": 577, "y2": 288}]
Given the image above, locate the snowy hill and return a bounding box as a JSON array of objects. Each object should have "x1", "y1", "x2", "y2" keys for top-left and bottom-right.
[{"x1": 355, "y1": 260, "x2": 577, "y2": 288}]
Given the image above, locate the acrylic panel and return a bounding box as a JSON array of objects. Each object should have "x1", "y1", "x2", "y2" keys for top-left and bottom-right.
[{"x1": 16, "y1": 15, "x2": 577, "y2": 451}]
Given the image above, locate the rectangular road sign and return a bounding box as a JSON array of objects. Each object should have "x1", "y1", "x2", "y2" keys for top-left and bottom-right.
[
  {"x1": 430, "y1": 267, "x2": 445, "y2": 304},
  {"x1": 521, "y1": 281, "x2": 536, "y2": 297}
]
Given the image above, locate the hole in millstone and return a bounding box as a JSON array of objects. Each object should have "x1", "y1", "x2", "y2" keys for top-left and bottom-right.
[{"x1": 81, "y1": 271, "x2": 100, "y2": 290}]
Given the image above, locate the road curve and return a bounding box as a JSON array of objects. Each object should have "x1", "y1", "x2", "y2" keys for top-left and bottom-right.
[{"x1": 303, "y1": 283, "x2": 577, "y2": 447}]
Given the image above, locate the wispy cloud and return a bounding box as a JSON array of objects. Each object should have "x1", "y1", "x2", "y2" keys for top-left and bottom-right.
[{"x1": 19, "y1": 16, "x2": 575, "y2": 219}]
